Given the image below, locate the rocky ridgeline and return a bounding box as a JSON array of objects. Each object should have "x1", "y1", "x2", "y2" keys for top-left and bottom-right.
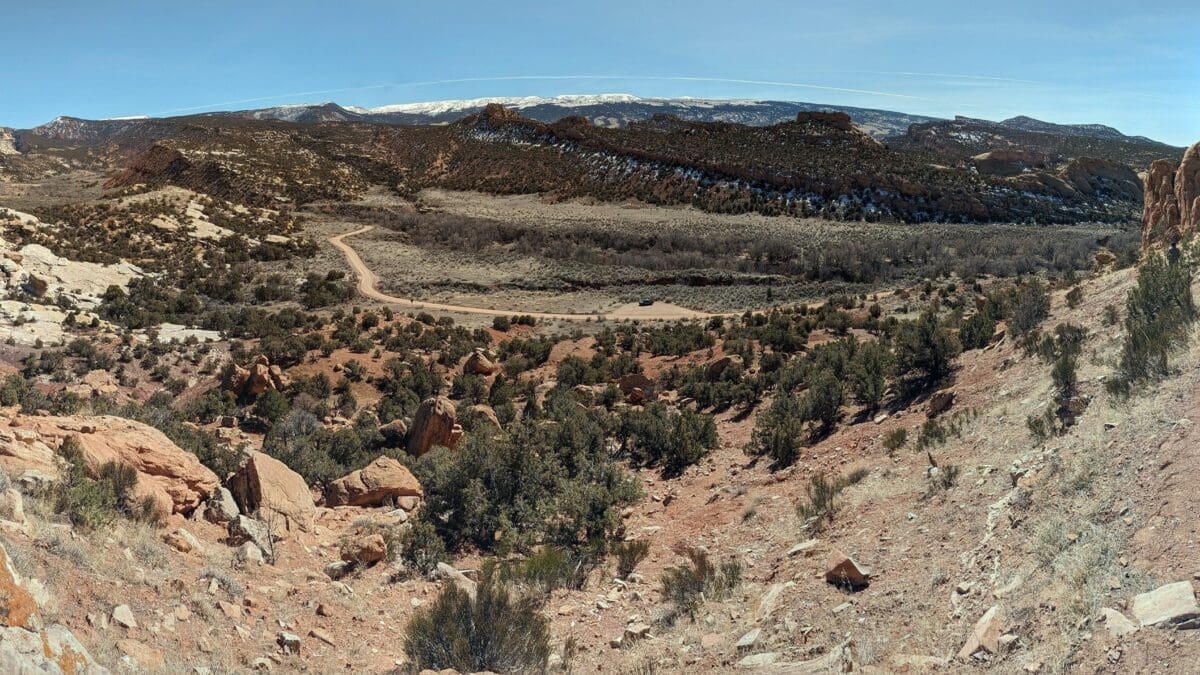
[{"x1": 1143, "y1": 141, "x2": 1200, "y2": 247}]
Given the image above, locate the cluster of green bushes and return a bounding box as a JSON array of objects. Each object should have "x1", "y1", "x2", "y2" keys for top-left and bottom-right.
[
  {"x1": 614, "y1": 403, "x2": 718, "y2": 477},
  {"x1": 405, "y1": 392, "x2": 640, "y2": 555},
  {"x1": 744, "y1": 308, "x2": 961, "y2": 467}
]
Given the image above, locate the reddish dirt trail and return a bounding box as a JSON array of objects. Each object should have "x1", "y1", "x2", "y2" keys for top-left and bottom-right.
[{"x1": 329, "y1": 226, "x2": 728, "y2": 321}]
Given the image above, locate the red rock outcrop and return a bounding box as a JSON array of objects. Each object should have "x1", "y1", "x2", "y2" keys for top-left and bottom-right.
[
  {"x1": 1, "y1": 414, "x2": 219, "y2": 516},
  {"x1": 227, "y1": 451, "x2": 316, "y2": 534},
  {"x1": 1142, "y1": 141, "x2": 1200, "y2": 248},
  {"x1": 407, "y1": 396, "x2": 460, "y2": 456},
  {"x1": 1177, "y1": 143, "x2": 1200, "y2": 237},
  {"x1": 223, "y1": 355, "x2": 289, "y2": 399},
  {"x1": 324, "y1": 456, "x2": 423, "y2": 508},
  {"x1": 463, "y1": 349, "x2": 500, "y2": 376}
]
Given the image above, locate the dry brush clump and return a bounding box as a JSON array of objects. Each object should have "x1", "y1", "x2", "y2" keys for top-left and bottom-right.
[
  {"x1": 658, "y1": 547, "x2": 743, "y2": 625},
  {"x1": 403, "y1": 566, "x2": 551, "y2": 673}
]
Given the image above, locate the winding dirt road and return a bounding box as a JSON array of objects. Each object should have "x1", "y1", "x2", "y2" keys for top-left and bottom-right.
[{"x1": 329, "y1": 226, "x2": 721, "y2": 321}]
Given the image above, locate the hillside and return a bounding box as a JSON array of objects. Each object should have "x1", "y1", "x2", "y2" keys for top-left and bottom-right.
[
  {"x1": 2, "y1": 105, "x2": 1157, "y2": 225},
  {"x1": 895, "y1": 115, "x2": 1183, "y2": 169}
]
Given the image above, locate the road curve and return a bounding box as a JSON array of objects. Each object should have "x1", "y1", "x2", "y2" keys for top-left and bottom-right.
[{"x1": 328, "y1": 226, "x2": 723, "y2": 322}]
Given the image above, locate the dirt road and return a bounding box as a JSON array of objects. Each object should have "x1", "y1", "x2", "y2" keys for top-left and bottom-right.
[{"x1": 328, "y1": 226, "x2": 720, "y2": 321}]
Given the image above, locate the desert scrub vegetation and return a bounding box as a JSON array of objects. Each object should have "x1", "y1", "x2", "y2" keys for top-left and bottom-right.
[
  {"x1": 392, "y1": 519, "x2": 448, "y2": 577},
  {"x1": 49, "y1": 437, "x2": 161, "y2": 530},
  {"x1": 883, "y1": 428, "x2": 908, "y2": 453},
  {"x1": 795, "y1": 469, "x2": 869, "y2": 533},
  {"x1": 659, "y1": 547, "x2": 742, "y2": 625},
  {"x1": 1107, "y1": 250, "x2": 1197, "y2": 396},
  {"x1": 404, "y1": 566, "x2": 551, "y2": 673},
  {"x1": 614, "y1": 403, "x2": 718, "y2": 477},
  {"x1": 406, "y1": 392, "x2": 640, "y2": 555},
  {"x1": 613, "y1": 539, "x2": 651, "y2": 579},
  {"x1": 498, "y1": 544, "x2": 604, "y2": 594}
]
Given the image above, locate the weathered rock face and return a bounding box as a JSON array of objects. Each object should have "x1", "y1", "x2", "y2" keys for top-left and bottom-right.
[
  {"x1": 972, "y1": 149, "x2": 1047, "y2": 177},
  {"x1": 2, "y1": 414, "x2": 219, "y2": 516},
  {"x1": 617, "y1": 373, "x2": 656, "y2": 404},
  {"x1": 227, "y1": 451, "x2": 316, "y2": 534},
  {"x1": 463, "y1": 349, "x2": 499, "y2": 376},
  {"x1": 1178, "y1": 143, "x2": 1200, "y2": 238},
  {"x1": 378, "y1": 419, "x2": 408, "y2": 446},
  {"x1": 222, "y1": 355, "x2": 288, "y2": 400},
  {"x1": 324, "y1": 456, "x2": 423, "y2": 508},
  {"x1": 1059, "y1": 156, "x2": 1142, "y2": 201},
  {"x1": 928, "y1": 389, "x2": 955, "y2": 417},
  {"x1": 407, "y1": 396, "x2": 460, "y2": 456},
  {"x1": 340, "y1": 533, "x2": 387, "y2": 565},
  {"x1": 0, "y1": 543, "x2": 107, "y2": 673},
  {"x1": 1142, "y1": 141, "x2": 1200, "y2": 248},
  {"x1": 468, "y1": 404, "x2": 502, "y2": 432},
  {"x1": 796, "y1": 111, "x2": 854, "y2": 132}
]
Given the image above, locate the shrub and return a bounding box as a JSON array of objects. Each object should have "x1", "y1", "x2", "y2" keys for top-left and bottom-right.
[
  {"x1": 613, "y1": 539, "x2": 651, "y2": 580},
  {"x1": 1011, "y1": 279, "x2": 1051, "y2": 334},
  {"x1": 959, "y1": 312, "x2": 996, "y2": 351},
  {"x1": 615, "y1": 404, "x2": 718, "y2": 477},
  {"x1": 802, "y1": 368, "x2": 843, "y2": 435},
  {"x1": 927, "y1": 462, "x2": 960, "y2": 494},
  {"x1": 660, "y1": 548, "x2": 741, "y2": 624},
  {"x1": 394, "y1": 519, "x2": 447, "y2": 576},
  {"x1": 52, "y1": 437, "x2": 159, "y2": 530},
  {"x1": 403, "y1": 567, "x2": 550, "y2": 673},
  {"x1": 795, "y1": 469, "x2": 868, "y2": 533},
  {"x1": 883, "y1": 428, "x2": 907, "y2": 453},
  {"x1": 409, "y1": 400, "x2": 640, "y2": 553},
  {"x1": 1065, "y1": 286, "x2": 1083, "y2": 309},
  {"x1": 746, "y1": 393, "x2": 806, "y2": 467},
  {"x1": 893, "y1": 309, "x2": 961, "y2": 391},
  {"x1": 492, "y1": 316, "x2": 512, "y2": 332},
  {"x1": 500, "y1": 544, "x2": 602, "y2": 594},
  {"x1": 1108, "y1": 252, "x2": 1196, "y2": 395},
  {"x1": 847, "y1": 341, "x2": 891, "y2": 409}
]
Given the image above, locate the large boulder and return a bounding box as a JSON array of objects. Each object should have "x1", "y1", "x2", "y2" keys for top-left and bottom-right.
[
  {"x1": 227, "y1": 451, "x2": 316, "y2": 534},
  {"x1": 825, "y1": 550, "x2": 871, "y2": 590},
  {"x1": 325, "y1": 456, "x2": 423, "y2": 508},
  {"x1": 705, "y1": 354, "x2": 744, "y2": 379},
  {"x1": 340, "y1": 534, "x2": 387, "y2": 565},
  {"x1": 4, "y1": 415, "x2": 219, "y2": 516},
  {"x1": 223, "y1": 355, "x2": 288, "y2": 399},
  {"x1": 1142, "y1": 141, "x2": 1200, "y2": 248},
  {"x1": 972, "y1": 149, "x2": 1047, "y2": 177},
  {"x1": 407, "y1": 397, "x2": 460, "y2": 456},
  {"x1": 463, "y1": 349, "x2": 500, "y2": 376},
  {"x1": 378, "y1": 419, "x2": 408, "y2": 446}
]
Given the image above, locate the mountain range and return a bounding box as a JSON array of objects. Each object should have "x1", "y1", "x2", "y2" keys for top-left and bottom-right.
[{"x1": 0, "y1": 96, "x2": 1186, "y2": 226}]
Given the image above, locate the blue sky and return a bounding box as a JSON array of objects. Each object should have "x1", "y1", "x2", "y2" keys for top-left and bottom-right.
[{"x1": 3, "y1": 1, "x2": 1197, "y2": 145}]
